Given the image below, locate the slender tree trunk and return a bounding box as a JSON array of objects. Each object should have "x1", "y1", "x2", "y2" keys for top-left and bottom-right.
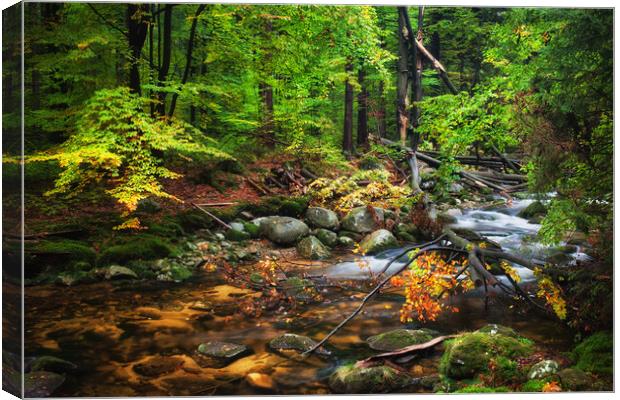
[
  {"x1": 126, "y1": 4, "x2": 149, "y2": 94},
  {"x1": 168, "y1": 4, "x2": 207, "y2": 118},
  {"x1": 156, "y1": 5, "x2": 173, "y2": 116},
  {"x1": 377, "y1": 80, "x2": 387, "y2": 138},
  {"x1": 357, "y1": 67, "x2": 369, "y2": 148},
  {"x1": 343, "y1": 61, "x2": 354, "y2": 156},
  {"x1": 149, "y1": 4, "x2": 155, "y2": 116},
  {"x1": 411, "y1": 6, "x2": 424, "y2": 151},
  {"x1": 397, "y1": 8, "x2": 410, "y2": 145}
]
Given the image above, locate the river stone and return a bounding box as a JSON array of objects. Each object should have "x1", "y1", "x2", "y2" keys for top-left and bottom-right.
[
  {"x1": 338, "y1": 236, "x2": 355, "y2": 247},
  {"x1": 305, "y1": 207, "x2": 339, "y2": 229},
  {"x1": 315, "y1": 228, "x2": 338, "y2": 247},
  {"x1": 341, "y1": 207, "x2": 384, "y2": 233},
  {"x1": 359, "y1": 229, "x2": 398, "y2": 255},
  {"x1": 329, "y1": 365, "x2": 411, "y2": 393},
  {"x1": 366, "y1": 328, "x2": 440, "y2": 352},
  {"x1": 225, "y1": 227, "x2": 251, "y2": 242},
  {"x1": 197, "y1": 341, "x2": 249, "y2": 360},
  {"x1": 557, "y1": 368, "x2": 591, "y2": 391},
  {"x1": 296, "y1": 236, "x2": 330, "y2": 260},
  {"x1": 269, "y1": 333, "x2": 330, "y2": 355},
  {"x1": 259, "y1": 216, "x2": 309, "y2": 245},
  {"x1": 338, "y1": 230, "x2": 363, "y2": 242},
  {"x1": 24, "y1": 371, "x2": 65, "y2": 397},
  {"x1": 528, "y1": 360, "x2": 560, "y2": 380},
  {"x1": 133, "y1": 356, "x2": 184, "y2": 377},
  {"x1": 105, "y1": 265, "x2": 138, "y2": 280},
  {"x1": 30, "y1": 356, "x2": 77, "y2": 373}
]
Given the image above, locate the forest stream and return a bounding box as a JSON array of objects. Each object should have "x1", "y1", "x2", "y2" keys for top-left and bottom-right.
[{"x1": 23, "y1": 198, "x2": 579, "y2": 396}]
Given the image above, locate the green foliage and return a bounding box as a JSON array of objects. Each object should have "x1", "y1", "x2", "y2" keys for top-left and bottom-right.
[
  {"x1": 30, "y1": 87, "x2": 232, "y2": 219},
  {"x1": 521, "y1": 379, "x2": 546, "y2": 392},
  {"x1": 455, "y1": 385, "x2": 510, "y2": 393},
  {"x1": 97, "y1": 234, "x2": 177, "y2": 265},
  {"x1": 572, "y1": 331, "x2": 613, "y2": 375}
]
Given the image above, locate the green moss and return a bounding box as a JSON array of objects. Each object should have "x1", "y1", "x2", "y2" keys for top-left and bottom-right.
[
  {"x1": 224, "y1": 228, "x2": 251, "y2": 242},
  {"x1": 518, "y1": 201, "x2": 547, "y2": 219},
  {"x1": 439, "y1": 332, "x2": 534, "y2": 379},
  {"x1": 170, "y1": 264, "x2": 193, "y2": 281},
  {"x1": 29, "y1": 239, "x2": 96, "y2": 266},
  {"x1": 455, "y1": 385, "x2": 511, "y2": 393},
  {"x1": 359, "y1": 155, "x2": 383, "y2": 170},
  {"x1": 243, "y1": 222, "x2": 260, "y2": 238},
  {"x1": 146, "y1": 220, "x2": 185, "y2": 237},
  {"x1": 98, "y1": 235, "x2": 176, "y2": 265},
  {"x1": 572, "y1": 331, "x2": 613, "y2": 375},
  {"x1": 521, "y1": 379, "x2": 545, "y2": 392},
  {"x1": 244, "y1": 195, "x2": 309, "y2": 218}
]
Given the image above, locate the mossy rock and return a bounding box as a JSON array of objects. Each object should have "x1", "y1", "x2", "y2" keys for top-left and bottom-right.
[
  {"x1": 476, "y1": 324, "x2": 520, "y2": 338},
  {"x1": 246, "y1": 196, "x2": 310, "y2": 218},
  {"x1": 98, "y1": 235, "x2": 176, "y2": 265},
  {"x1": 572, "y1": 331, "x2": 613, "y2": 375},
  {"x1": 243, "y1": 222, "x2": 260, "y2": 238},
  {"x1": 28, "y1": 239, "x2": 96, "y2": 266},
  {"x1": 518, "y1": 201, "x2": 547, "y2": 219},
  {"x1": 268, "y1": 333, "x2": 329, "y2": 355},
  {"x1": 366, "y1": 328, "x2": 439, "y2": 351},
  {"x1": 146, "y1": 220, "x2": 186, "y2": 237},
  {"x1": 224, "y1": 228, "x2": 251, "y2": 242},
  {"x1": 315, "y1": 228, "x2": 338, "y2": 247},
  {"x1": 439, "y1": 331, "x2": 534, "y2": 379},
  {"x1": 329, "y1": 365, "x2": 411, "y2": 394},
  {"x1": 30, "y1": 356, "x2": 77, "y2": 373},
  {"x1": 557, "y1": 368, "x2": 591, "y2": 391}
]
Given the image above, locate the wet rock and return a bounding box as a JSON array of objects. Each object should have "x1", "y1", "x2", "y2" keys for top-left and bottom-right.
[
  {"x1": 133, "y1": 356, "x2": 184, "y2": 377},
  {"x1": 329, "y1": 365, "x2": 411, "y2": 393},
  {"x1": 188, "y1": 301, "x2": 213, "y2": 312},
  {"x1": 305, "y1": 207, "x2": 339, "y2": 230},
  {"x1": 366, "y1": 328, "x2": 439, "y2": 352},
  {"x1": 359, "y1": 229, "x2": 398, "y2": 255},
  {"x1": 557, "y1": 368, "x2": 591, "y2": 391},
  {"x1": 338, "y1": 236, "x2": 355, "y2": 247},
  {"x1": 245, "y1": 372, "x2": 275, "y2": 391},
  {"x1": 105, "y1": 265, "x2": 138, "y2": 280},
  {"x1": 30, "y1": 356, "x2": 77, "y2": 373},
  {"x1": 269, "y1": 333, "x2": 330, "y2": 355},
  {"x1": 196, "y1": 341, "x2": 250, "y2": 364},
  {"x1": 134, "y1": 306, "x2": 162, "y2": 319},
  {"x1": 24, "y1": 371, "x2": 65, "y2": 397},
  {"x1": 259, "y1": 216, "x2": 309, "y2": 245},
  {"x1": 315, "y1": 229, "x2": 338, "y2": 247},
  {"x1": 437, "y1": 209, "x2": 462, "y2": 224},
  {"x1": 341, "y1": 207, "x2": 384, "y2": 234},
  {"x1": 283, "y1": 277, "x2": 320, "y2": 303},
  {"x1": 296, "y1": 236, "x2": 330, "y2": 260},
  {"x1": 545, "y1": 252, "x2": 573, "y2": 266},
  {"x1": 528, "y1": 360, "x2": 560, "y2": 380},
  {"x1": 439, "y1": 330, "x2": 533, "y2": 379}
]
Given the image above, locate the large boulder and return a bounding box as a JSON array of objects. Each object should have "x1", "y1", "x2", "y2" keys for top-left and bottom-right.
[
  {"x1": 557, "y1": 368, "x2": 591, "y2": 391},
  {"x1": 296, "y1": 236, "x2": 330, "y2": 260},
  {"x1": 305, "y1": 207, "x2": 339, "y2": 230},
  {"x1": 518, "y1": 201, "x2": 547, "y2": 220},
  {"x1": 329, "y1": 365, "x2": 410, "y2": 393},
  {"x1": 341, "y1": 207, "x2": 384, "y2": 234},
  {"x1": 259, "y1": 216, "x2": 309, "y2": 245},
  {"x1": 359, "y1": 229, "x2": 398, "y2": 255},
  {"x1": 366, "y1": 328, "x2": 439, "y2": 351},
  {"x1": 439, "y1": 329, "x2": 534, "y2": 379}
]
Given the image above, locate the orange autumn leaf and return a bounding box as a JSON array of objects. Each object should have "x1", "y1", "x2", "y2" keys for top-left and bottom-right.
[{"x1": 542, "y1": 381, "x2": 562, "y2": 392}]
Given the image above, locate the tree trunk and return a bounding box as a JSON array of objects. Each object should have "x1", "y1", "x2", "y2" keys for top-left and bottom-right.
[
  {"x1": 168, "y1": 4, "x2": 206, "y2": 118},
  {"x1": 156, "y1": 5, "x2": 173, "y2": 116},
  {"x1": 357, "y1": 67, "x2": 369, "y2": 148},
  {"x1": 397, "y1": 8, "x2": 410, "y2": 146},
  {"x1": 411, "y1": 6, "x2": 424, "y2": 151},
  {"x1": 342, "y1": 62, "x2": 354, "y2": 157},
  {"x1": 377, "y1": 81, "x2": 387, "y2": 138},
  {"x1": 126, "y1": 4, "x2": 149, "y2": 94},
  {"x1": 149, "y1": 4, "x2": 155, "y2": 116}
]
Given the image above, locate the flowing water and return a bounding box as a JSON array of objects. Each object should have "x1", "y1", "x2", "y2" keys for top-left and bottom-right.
[{"x1": 24, "y1": 199, "x2": 580, "y2": 396}]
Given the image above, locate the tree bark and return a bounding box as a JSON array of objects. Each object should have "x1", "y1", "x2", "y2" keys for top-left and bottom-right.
[
  {"x1": 356, "y1": 67, "x2": 369, "y2": 148},
  {"x1": 377, "y1": 80, "x2": 387, "y2": 138},
  {"x1": 126, "y1": 4, "x2": 149, "y2": 94},
  {"x1": 411, "y1": 6, "x2": 424, "y2": 151},
  {"x1": 342, "y1": 61, "x2": 354, "y2": 157},
  {"x1": 396, "y1": 8, "x2": 410, "y2": 146},
  {"x1": 168, "y1": 4, "x2": 207, "y2": 118},
  {"x1": 156, "y1": 5, "x2": 173, "y2": 116}
]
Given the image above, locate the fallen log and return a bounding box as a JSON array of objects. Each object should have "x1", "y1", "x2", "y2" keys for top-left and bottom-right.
[
  {"x1": 191, "y1": 203, "x2": 232, "y2": 230},
  {"x1": 355, "y1": 334, "x2": 458, "y2": 368}
]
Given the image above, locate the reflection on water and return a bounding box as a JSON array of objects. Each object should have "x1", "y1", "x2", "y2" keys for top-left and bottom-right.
[{"x1": 25, "y1": 198, "x2": 577, "y2": 396}]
